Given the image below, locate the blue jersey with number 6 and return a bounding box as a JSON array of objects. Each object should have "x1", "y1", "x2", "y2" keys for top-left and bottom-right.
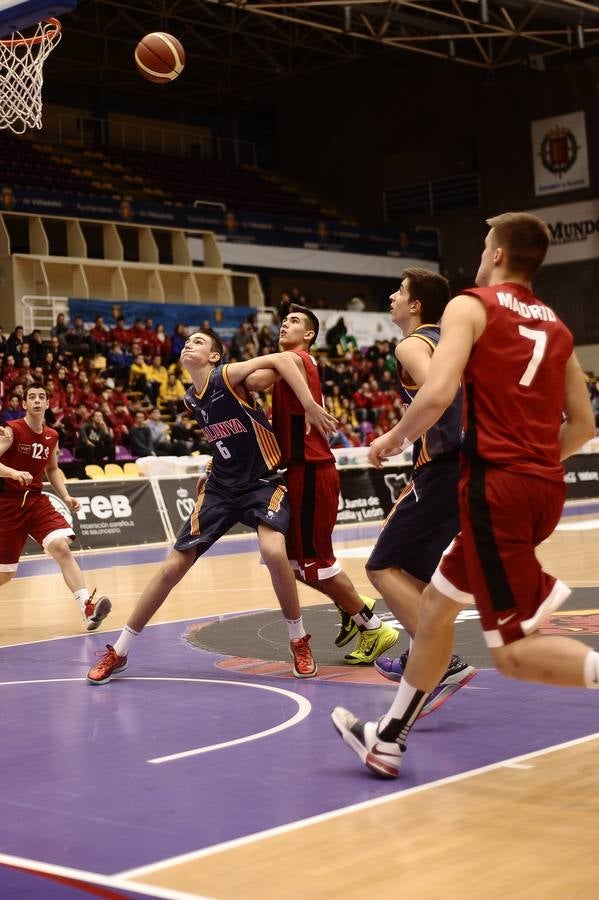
[{"x1": 183, "y1": 364, "x2": 281, "y2": 488}]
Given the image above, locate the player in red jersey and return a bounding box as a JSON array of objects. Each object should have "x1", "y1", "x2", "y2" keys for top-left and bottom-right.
[
  {"x1": 0, "y1": 383, "x2": 111, "y2": 631},
  {"x1": 245, "y1": 303, "x2": 398, "y2": 664},
  {"x1": 332, "y1": 212, "x2": 596, "y2": 778}
]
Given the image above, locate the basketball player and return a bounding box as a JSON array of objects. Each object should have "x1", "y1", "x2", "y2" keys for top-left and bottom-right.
[
  {"x1": 0, "y1": 383, "x2": 111, "y2": 631},
  {"x1": 332, "y1": 212, "x2": 596, "y2": 777},
  {"x1": 87, "y1": 329, "x2": 337, "y2": 684},
  {"x1": 244, "y1": 303, "x2": 398, "y2": 665},
  {"x1": 366, "y1": 269, "x2": 475, "y2": 712}
]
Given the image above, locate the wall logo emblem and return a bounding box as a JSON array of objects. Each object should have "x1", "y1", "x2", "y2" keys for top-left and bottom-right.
[
  {"x1": 540, "y1": 126, "x2": 578, "y2": 177},
  {"x1": 176, "y1": 487, "x2": 195, "y2": 520},
  {"x1": 383, "y1": 472, "x2": 409, "y2": 503}
]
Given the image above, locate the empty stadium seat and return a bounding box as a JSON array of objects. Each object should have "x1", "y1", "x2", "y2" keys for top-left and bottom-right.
[
  {"x1": 84, "y1": 464, "x2": 106, "y2": 480},
  {"x1": 104, "y1": 463, "x2": 125, "y2": 478}
]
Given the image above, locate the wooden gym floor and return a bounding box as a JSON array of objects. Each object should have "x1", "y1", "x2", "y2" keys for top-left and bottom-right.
[{"x1": 0, "y1": 504, "x2": 598, "y2": 900}]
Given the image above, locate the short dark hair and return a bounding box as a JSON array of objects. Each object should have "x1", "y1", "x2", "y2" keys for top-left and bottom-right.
[
  {"x1": 199, "y1": 328, "x2": 224, "y2": 363},
  {"x1": 401, "y1": 267, "x2": 450, "y2": 323},
  {"x1": 25, "y1": 382, "x2": 47, "y2": 398},
  {"x1": 486, "y1": 212, "x2": 549, "y2": 278},
  {"x1": 282, "y1": 303, "x2": 320, "y2": 347}
]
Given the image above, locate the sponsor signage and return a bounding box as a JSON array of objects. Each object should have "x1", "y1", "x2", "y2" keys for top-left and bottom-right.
[
  {"x1": 337, "y1": 466, "x2": 412, "y2": 523},
  {"x1": 563, "y1": 454, "x2": 599, "y2": 500},
  {"x1": 0, "y1": 184, "x2": 439, "y2": 261},
  {"x1": 530, "y1": 199, "x2": 599, "y2": 265},
  {"x1": 22, "y1": 479, "x2": 168, "y2": 555},
  {"x1": 68, "y1": 298, "x2": 255, "y2": 343},
  {"x1": 531, "y1": 111, "x2": 590, "y2": 196},
  {"x1": 159, "y1": 477, "x2": 251, "y2": 537}
]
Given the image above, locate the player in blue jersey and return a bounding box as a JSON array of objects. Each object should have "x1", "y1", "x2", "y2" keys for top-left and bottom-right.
[
  {"x1": 363, "y1": 269, "x2": 475, "y2": 714},
  {"x1": 87, "y1": 329, "x2": 337, "y2": 684}
]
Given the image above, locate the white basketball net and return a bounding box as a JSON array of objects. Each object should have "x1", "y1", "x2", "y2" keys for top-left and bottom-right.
[{"x1": 0, "y1": 19, "x2": 61, "y2": 134}]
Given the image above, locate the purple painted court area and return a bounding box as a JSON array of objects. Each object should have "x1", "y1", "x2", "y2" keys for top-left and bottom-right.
[
  {"x1": 1, "y1": 618, "x2": 597, "y2": 878},
  {"x1": 0, "y1": 864, "x2": 156, "y2": 899}
]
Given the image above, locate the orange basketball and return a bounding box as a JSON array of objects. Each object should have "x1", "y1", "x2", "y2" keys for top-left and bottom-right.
[{"x1": 134, "y1": 32, "x2": 185, "y2": 84}]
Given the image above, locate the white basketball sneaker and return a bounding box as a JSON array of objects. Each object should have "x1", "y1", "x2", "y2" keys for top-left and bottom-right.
[{"x1": 331, "y1": 706, "x2": 405, "y2": 778}]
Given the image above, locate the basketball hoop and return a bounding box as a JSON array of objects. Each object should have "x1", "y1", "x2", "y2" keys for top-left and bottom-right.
[{"x1": 0, "y1": 17, "x2": 61, "y2": 134}]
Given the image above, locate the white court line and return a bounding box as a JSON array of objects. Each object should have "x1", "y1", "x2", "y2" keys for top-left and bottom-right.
[
  {"x1": 0, "y1": 608, "x2": 268, "y2": 650},
  {"x1": 0, "y1": 676, "x2": 311, "y2": 766},
  {"x1": 0, "y1": 852, "x2": 212, "y2": 900},
  {"x1": 118, "y1": 730, "x2": 599, "y2": 879},
  {"x1": 556, "y1": 519, "x2": 599, "y2": 531},
  {"x1": 137, "y1": 677, "x2": 311, "y2": 764}
]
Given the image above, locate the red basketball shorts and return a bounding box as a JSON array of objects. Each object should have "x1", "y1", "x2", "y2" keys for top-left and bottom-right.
[
  {"x1": 0, "y1": 491, "x2": 75, "y2": 571},
  {"x1": 285, "y1": 460, "x2": 342, "y2": 583},
  {"x1": 431, "y1": 466, "x2": 570, "y2": 647}
]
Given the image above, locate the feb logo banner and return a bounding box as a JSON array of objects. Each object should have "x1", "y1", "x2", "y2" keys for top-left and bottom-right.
[{"x1": 531, "y1": 111, "x2": 590, "y2": 196}]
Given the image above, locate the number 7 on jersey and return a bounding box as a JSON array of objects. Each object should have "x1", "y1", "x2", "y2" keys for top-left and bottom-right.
[{"x1": 518, "y1": 325, "x2": 547, "y2": 387}]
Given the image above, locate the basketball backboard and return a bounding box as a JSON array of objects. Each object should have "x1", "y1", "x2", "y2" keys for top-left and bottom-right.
[{"x1": 0, "y1": 0, "x2": 77, "y2": 35}]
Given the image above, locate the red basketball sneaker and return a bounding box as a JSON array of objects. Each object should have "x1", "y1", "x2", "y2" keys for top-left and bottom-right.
[
  {"x1": 290, "y1": 634, "x2": 317, "y2": 678},
  {"x1": 83, "y1": 589, "x2": 112, "y2": 632},
  {"x1": 87, "y1": 645, "x2": 128, "y2": 685}
]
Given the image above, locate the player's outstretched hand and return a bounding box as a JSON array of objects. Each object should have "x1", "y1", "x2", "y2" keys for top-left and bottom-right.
[
  {"x1": 65, "y1": 495, "x2": 81, "y2": 513},
  {"x1": 367, "y1": 433, "x2": 405, "y2": 468},
  {"x1": 12, "y1": 469, "x2": 33, "y2": 487},
  {"x1": 0, "y1": 426, "x2": 9, "y2": 439},
  {"x1": 304, "y1": 400, "x2": 337, "y2": 438}
]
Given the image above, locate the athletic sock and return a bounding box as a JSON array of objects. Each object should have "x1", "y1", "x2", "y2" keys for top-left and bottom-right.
[
  {"x1": 286, "y1": 617, "x2": 306, "y2": 641},
  {"x1": 74, "y1": 588, "x2": 90, "y2": 611},
  {"x1": 352, "y1": 604, "x2": 381, "y2": 632},
  {"x1": 377, "y1": 678, "x2": 429, "y2": 743},
  {"x1": 113, "y1": 626, "x2": 139, "y2": 658},
  {"x1": 583, "y1": 650, "x2": 599, "y2": 688}
]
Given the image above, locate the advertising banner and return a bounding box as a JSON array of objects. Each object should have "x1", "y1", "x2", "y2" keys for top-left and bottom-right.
[
  {"x1": 563, "y1": 454, "x2": 599, "y2": 500},
  {"x1": 159, "y1": 477, "x2": 251, "y2": 538},
  {"x1": 68, "y1": 298, "x2": 255, "y2": 343},
  {"x1": 22, "y1": 479, "x2": 168, "y2": 555},
  {"x1": 527, "y1": 199, "x2": 599, "y2": 266},
  {"x1": 159, "y1": 468, "x2": 414, "y2": 539},
  {"x1": 531, "y1": 111, "x2": 590, "y2": 196},
  {"x1": 337, "y1": 465, "x2": 412, "y2": 524},
  {"x1": 0, "y1": 184, "x2": 439, "y2": 261}
]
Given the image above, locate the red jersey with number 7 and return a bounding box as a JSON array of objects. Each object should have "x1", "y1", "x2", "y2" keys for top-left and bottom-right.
[
  {"x1": 459, "y1": 282, "x2": 573, "y2": 483},
  {"x1": 1, "y1": 418, "x2": 58, "y2": 495}
]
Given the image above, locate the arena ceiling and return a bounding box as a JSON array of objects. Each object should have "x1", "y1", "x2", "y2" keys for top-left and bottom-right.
[{"x1": 56, "y1": 0, "x2": 599, "y2": 101}]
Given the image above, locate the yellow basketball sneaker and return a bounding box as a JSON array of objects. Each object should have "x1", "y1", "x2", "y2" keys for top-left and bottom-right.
[
  {"x1": 334, "y1": 595, "x2": 376, "y2": 648},
  {"x1": 344, "y1": 623, "x2": 399, "y2": 665}
]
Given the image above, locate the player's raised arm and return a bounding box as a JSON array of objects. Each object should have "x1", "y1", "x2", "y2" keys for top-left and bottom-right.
[
  {"x1": 228, "y1": 351, "x2": 337, "y2": 438},
  {"x1": 244, "y1": 368, "x2": 281, "y2": 393}
]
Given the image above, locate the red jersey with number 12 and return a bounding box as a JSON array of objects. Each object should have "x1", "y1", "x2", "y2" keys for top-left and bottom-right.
[
  {"x1": 460, "y1": 282, "x2": 573, "y2": 482},
  {"x1": 272, "y1": 349, "x2": 334, "y2": 465},
  {"x1": 1, "y1": 418, "x2": 58, "y2": 495}
]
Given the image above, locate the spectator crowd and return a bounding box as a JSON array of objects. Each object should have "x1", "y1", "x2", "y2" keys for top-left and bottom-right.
[{"x1": 1, "y1": 304, "x2": 597, "y2": 474}]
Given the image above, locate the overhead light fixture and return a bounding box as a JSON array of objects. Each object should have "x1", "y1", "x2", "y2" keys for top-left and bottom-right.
[
  {"x1": 480, "y1": 0, "x2": 489, "y2": 24},
  {"x1": 449, "y1": 39, "x2": 456, "y2": 58},
  {"x1": 577, "y1": 24, "x2": 585, "y2": 49}
]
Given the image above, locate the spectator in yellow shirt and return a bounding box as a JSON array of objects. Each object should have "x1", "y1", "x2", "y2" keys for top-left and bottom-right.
[
  {"x1": 147, "y1": 354, "x2": 168, "y2": 403},
  {"x1": 129, "y1": 353, "x2": 151, "y2": 397},
  {"x1": 159, "y1": 371, "x2": 186, "y2": 415}
]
